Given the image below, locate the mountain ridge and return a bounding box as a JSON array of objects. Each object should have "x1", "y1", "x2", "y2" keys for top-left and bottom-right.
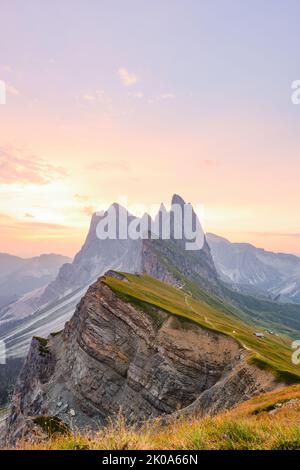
[
  {"x1": 207, "y1": 233, "x2": 300, "y2": 304},
  {"x1": 2, "y1": 195, "x2": 300, "y2": 362},
  {"x1": 6, "y1": 272, "x2": 282, "y2": 443},
  {"x1": 0, "y1": 253, "x2": 71, "y2": 311},
  {"x1": 0, "y1": 195, "x2": 213, "y2": 358}
]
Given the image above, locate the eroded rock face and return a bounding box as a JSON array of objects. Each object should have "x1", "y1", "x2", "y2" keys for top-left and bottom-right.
[
  {"x1": 141, "y1": 237, "x2": 220, "y2": 293},
  {"x1": 6, "y1": 277, "x2": 276, "y2": 443},
  {"x1": 1, "y1": 195, "x2": 218, "y2": 361}
]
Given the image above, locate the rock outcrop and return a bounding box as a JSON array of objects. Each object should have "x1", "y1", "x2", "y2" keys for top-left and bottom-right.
[
  {"x1": 6, "y1": 274, "x2": 276, "y2": 443},
  {"x1": 1, "y1": 194, "x2": 219, "y2": 360}
]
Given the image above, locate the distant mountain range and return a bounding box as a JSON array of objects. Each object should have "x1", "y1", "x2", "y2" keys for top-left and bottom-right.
[
  {"x1": 0, "y1": 253, "x2": 71, "y2": 309},
  {"x1": 0, "y1": 195, "x2": 217, "y2": 358},
  {"x1": 6, "y1": 271, "x2": 281, "y2": 441},
  {"x1": 207, "y1": 233, "x2": 300, "y2": 304},
  {"x1": 2, "y1": 195, "x2": 300, "y2": 438},
  {"x1": 1, "y1": 195, "x2": 300, "y2": 363}
]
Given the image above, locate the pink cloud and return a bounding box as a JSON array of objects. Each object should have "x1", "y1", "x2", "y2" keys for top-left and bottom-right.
[
  {"x1": 81, "y1": 206, "x2": 95, "y2": 217},
  {"x1": 88, "y1": 159, "x2": 130, "y2": 172},
  {"x1": 0, "y1": 147, "x2": 66, "y2": 184},
  {"x1": 118, "y1": 67, "x2": 138, "y2": 86},
  {"x1": 198, "y1": 159, "x2": 219, "y2": 168}
]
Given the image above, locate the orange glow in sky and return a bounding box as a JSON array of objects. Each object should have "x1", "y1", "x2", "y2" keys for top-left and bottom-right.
[{"x1": 0, "y1": 2, "x2": 299, "y2": 258}]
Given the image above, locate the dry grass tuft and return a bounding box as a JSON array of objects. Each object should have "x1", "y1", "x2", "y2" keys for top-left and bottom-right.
[{"x1": 9, "y1": 385, "x2": 300, "y2": 450}]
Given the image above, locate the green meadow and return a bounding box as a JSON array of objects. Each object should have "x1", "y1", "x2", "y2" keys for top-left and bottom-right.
[{"x1": 104, "y1": 273, "x2": 300, "y2": 383}]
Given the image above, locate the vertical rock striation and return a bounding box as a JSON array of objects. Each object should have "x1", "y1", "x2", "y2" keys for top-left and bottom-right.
[{"x1": 6, "y1": 275, "x2": 276, "y2": 443}]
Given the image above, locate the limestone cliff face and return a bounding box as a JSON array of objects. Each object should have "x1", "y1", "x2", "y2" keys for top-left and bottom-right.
[
  {"x1": 1, "y1": 195, "x2": 222, "y2": 361},
  {"x1": 141, "y1": 237, "x2": 220, "y2": 293},
  {"x1": 7, "y1": 275, "x2": 276, "y2": 442},
  {"x1": 140, "y1": 194, "x2": 221, "y2": 293}
]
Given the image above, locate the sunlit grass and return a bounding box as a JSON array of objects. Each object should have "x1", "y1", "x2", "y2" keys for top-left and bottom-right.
[
  {"x1": 104, "y1": 273, "x2": 300, "y2": 382},
  {"x1": 8, "y1": 273, "x2": 300, "y2": 451},
  {"x1": 11, "y1": 385, "x2": 300, "y2": 450}
]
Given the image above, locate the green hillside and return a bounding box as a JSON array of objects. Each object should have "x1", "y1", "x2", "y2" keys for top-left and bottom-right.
[
  {"x1": 142, "y1": 238, "x2": 300, "y2": 337},
  {"x1": 104, "y1": 272, "x2": 300, "y2": 383}
]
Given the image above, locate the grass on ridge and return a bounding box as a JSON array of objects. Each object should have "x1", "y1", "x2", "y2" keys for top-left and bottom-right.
[
  {"x1": 12, "y1": 385, "x2": 300, "y2": 450},
  {"x1": 103, "y1": 272, "x2": 300, "y2": 383}
]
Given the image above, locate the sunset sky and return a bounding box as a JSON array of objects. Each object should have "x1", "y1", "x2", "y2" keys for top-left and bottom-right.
[{"x1": 0, "y1": 0, "x2": 300, "y2": 257}]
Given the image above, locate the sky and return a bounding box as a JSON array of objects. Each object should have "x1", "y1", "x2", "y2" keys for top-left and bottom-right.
[{"x1": 0, "y1": 0, "x2": 300, "y2": 258}]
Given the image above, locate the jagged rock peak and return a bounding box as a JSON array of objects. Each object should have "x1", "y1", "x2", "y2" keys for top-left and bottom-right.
[
  {"x1": 6, "y1": 273, "x2": 276, "y2": 442},
  {"x1": 158, "y1": 202, "x2": 167, "y2": 213},
  {"x1": 171, "y1": 194, "x2": 186, "y2": 207}
]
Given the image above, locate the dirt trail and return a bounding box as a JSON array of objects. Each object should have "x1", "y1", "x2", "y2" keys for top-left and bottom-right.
[
  {"x1": 184, "y1": 294, "x2": 215, "y2": 328},
  {"x1": 183, "y1": 294, "x2": 255, "y2": 354}
]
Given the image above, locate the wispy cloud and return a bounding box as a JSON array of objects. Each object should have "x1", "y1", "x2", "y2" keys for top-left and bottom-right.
[
  {"x1": 81, "y1": 206, "x2": 95, "y2": 217},
  {"x1": 118, "y1": 67, "x2": 138, "y2": 86},
  {"x1": 0, "y1": 147, "x2": 66, "y2": 185},
  {"x1": 82, "y1": 89, "x2": 104, "y2": 103},
  {"x1": 147, "y1": 93, "x2": 176, "y2": 104},
  {"x1": 6, "y1": 83, "x2": 19, "y2": 96},
  {"x1": 160, "y1": 93, "x2": 175, "y2": 100},
  {"x1": 251, "y1": 232, "x2": 300, "y2": 238},
  {"x1": 1, "y1": 64, "x2": 12, "y2": 73},
  {"x1": 198, "y1": 159, "x2": 219, "y2": 168},
  {"x1": 74, "y1": 193, "x2": 90, "y2": 201},
  {"x1": 133, "y1": 91, "x2": 144, "y2": 98},
  {"x1": 0, "y1": 212, "x2": 11, "y2": 221},
  {"x1": 88, "y1": 159, "x2": 130, "y2": 172},
  {"x1": 5, "y1": 219, "x2": 74, "y2": 232},
  {"x1": 82, "y1": 93, "x2": 96, "y2": 102}
]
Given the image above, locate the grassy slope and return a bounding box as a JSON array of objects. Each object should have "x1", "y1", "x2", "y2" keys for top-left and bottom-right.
[
  {"x1": 13, "y1": 385, "x2": 300, "y2": 450},
  {"x1": 226, "y1": 286, "x2": 300, "y2": 336},
  {"x1": 103, "y1": 273, "x2": 300, "y2": 383},
  {"x1": 10, "y1": 272, "x2": 300, "y2": 450},
  {"x1": 149, "y1": 239, "x2": 300, "y2": 337}
]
